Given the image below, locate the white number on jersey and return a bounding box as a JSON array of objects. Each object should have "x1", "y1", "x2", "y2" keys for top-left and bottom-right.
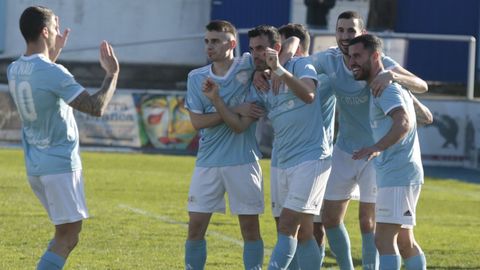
[{"x1": 9, "y1": 80, "x2": 37, "y2": 122}]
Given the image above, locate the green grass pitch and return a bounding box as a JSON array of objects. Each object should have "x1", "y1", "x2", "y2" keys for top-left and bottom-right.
[{"x1": 0, "y1": 148, "x2": 479, "y2": 269}]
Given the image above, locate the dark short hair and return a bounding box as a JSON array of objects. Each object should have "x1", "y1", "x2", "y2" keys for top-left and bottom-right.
[
  {"x1": 247, "y1": 25, "x2": 280, "y2": 47},
  {"x1": 19, "y1": 6, "x2": 54, "y2": 43},
  {"x1": 337, "y1": 11, "x2": 365, "y2": 30},
  {"x1": 349, "y1": 34, "x2": 383, "y2": 54},
  {"x1": 278, "y1": 23, "x2": 310, "y2": 53},
  {"x1": 205, "y1": 20, "x2": 237, "y2": 39}
]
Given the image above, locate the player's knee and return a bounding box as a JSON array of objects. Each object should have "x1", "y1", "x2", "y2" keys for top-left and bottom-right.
[
  {"x1": 359, "y1": 215, "x2": 375, "y2": 233},
  {"x1": 56, "y1": 223, "x2": 82, "y2": 236},
  {"x1": 56, "y1": 232, "x2": 80, "y2": 253},
  {"x1": 374, "y1": 232, "x2": 392, "y2": 250},
  {"x1": 277, "y1": 219, "x2": 298, "y2": 237},
  {"x1": 66, "y1": 234, "x2": 79, "y2": 251},
  {"x1": 374, "y1": 233, "x2": 385, "y2": 250},
  {"x1": 397, "y1": 235, "x2": 414, "y2": 254},
  {"x1": 239, "y1": 220, "x2": 260, "y2": 241},
  {"x1": 322, "y1": 213, "x2": 341, "y2": 228},
  {"x1": 187, "y1": 219, "x2": 208, "y2": 240},
  {"x1": 187, "y1": 230, "x2": 204, "y2": 240},
  {"x1": 242, "y1": 231, "x2": 260, "y2": 241},
  {"x1": 55, "y1": 222, "x2": 82, "y2": 250},
  {"x1": 238, "y1": 215, "x2": 260, "y2": 241},
  {"x1": 297, "y1": 225, "x2": 313, "y2": 243},
  {"x1": 188, "y1": 226, "x2": 206, "y2": 240}
]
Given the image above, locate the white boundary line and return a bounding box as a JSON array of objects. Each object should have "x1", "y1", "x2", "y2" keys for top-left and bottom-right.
[{"x1": 118, "y1": 204, "x2": 272, "y2": 255}]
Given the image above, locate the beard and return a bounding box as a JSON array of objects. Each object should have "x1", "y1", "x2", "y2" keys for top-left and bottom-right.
[
  {"x1": 337, "y1": 38, "x2": 351, "y2": 56},
  {"x1": 339, "y1": 45, "x2": 349, "y2": 56},
  {"x1": 353, "y1": 61, "x2": 371, "y2": 81},
  {"x1": 354, "y1": 69, "x2": 367, "y2": 80}
]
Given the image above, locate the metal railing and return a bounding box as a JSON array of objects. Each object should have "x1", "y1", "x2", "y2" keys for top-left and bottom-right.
[
  {"x1": 3, "y1": 29, "x2": 474, "y2": 99},
  {"x1": 237, "y1": 29, "x2": 477, "y2": 100}
]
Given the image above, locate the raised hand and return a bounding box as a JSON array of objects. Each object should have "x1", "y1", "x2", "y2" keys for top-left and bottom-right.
[
  {"x1": 370, "y1": 70, "x2": 393, "y2": 97},
  {"x1": 49, "y1": 16, "x2": 70, "y2": 62},
  {"x1": 55, "y1": 16, "x2": 70, "y2": 51},
  {"x1": 265, "y1": 47, "x2": 280, "y2": 71},
  {"x1": 99, "y1": 41, "x2": 120, "y2": 76},
  {"x1": 202, "y1": 77, "x2": 220, "y2": 101},
  {"x1": 253, "y1": 70, "x2": 270, "y2": 92}
]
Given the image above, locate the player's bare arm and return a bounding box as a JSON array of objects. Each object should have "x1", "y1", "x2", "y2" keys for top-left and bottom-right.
[
  {"x1": 266, "y1": 47, "x2": 316, "y2": 103},
  {"x1": 371, "y1": 66, "x2": 428, "y2": 97},
  {"x1": 69, "y1": 41, "x2": 119, "y2": 117},
  {"x1": 270, "y1": 36, "x2": 300, "y2": 92},
  {"x1": 279, "y1": 36, "x2": 300, "y2": 63},
  {"x1": 202, "y1": 77, "x2": 255, "y2": 133},
  {"x1": 188, "y1": 111, "x2": 223, "y2": 130},
  {"x1": 188, "y1": 104, "x2": 262, "y2": 130},
  {"x1": 233, "y1": 102, "x2": 265, "y2": 118},
  {"x1": 410, "y1": 93, "x2": 433, "y2": 126},
  {"x1": 390, "y1": 65, "x2": 428, "y2": 93},
  {"x1": 353, "y1": 107, "x2": 410, "y2": 160}
]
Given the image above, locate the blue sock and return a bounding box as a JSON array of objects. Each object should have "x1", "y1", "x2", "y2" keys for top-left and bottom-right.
[
  {"x1": 379, "y1": 254, "x2": 401, "y2": 270},
  {"x1": 287, "y1": 252, "x2": 299, "y2": 270},
  {"x1": 268, "y1": 233, "x2": 297, "y2": 270},
  {"x1": 404, "y1": 253, "x2": 426, "y2": 270},
  {"x1": 362, "y1": 233, "x2": 379, "y2": 270},
  {"x1": 185, "y1": 239, "x2": 207, "y2": 270},
  {"x1": 318, "y1": 244, "x2": 325, "y2": 268},
  {"x1": 326, "y1": 223, "x2": 354, "y2": 270},
  {"x1": 37, "y1": 251, "x2": 65, "y2": 270},
  {"x1": 296, "y1": 238, "x2": 321, "y2": 270},
  {"x1": 244, "y1": 239, "x2": 264, "y2": 270}
]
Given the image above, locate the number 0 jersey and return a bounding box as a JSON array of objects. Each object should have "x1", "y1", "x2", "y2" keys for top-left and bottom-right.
[{"x1": 7, "y1": 54, "x2": 84, "y2": 176}]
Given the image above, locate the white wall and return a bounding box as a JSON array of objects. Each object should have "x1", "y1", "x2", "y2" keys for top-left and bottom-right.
[
  {"x1": 290, "y1": 0, "x2": 307, "y2": 25},
  {"x1": 2, "y1": 0, "x2": 211, "y2": 65}
]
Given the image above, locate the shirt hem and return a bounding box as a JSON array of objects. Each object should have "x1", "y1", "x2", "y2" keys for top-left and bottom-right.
[{"x1": 27, "y1": 166, "x2": 83, "y2": 176}]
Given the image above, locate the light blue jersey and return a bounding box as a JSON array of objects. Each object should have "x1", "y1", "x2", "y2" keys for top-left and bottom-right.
[
  {"x1": 317, "y1": 74, "x2": 336, "y2": 159},
  {"x1": 258, "y1": 57, "x2": 326, "y2": 169},
  {"x1": 185, "y1": 53, "x2": 261, "y2": 167},
  {"x1": 270, "y1": 74, "x2": 334, "y2": 166},
  {"x1": 7, "y1": 54, "x2": 84, "y2": 176},
  {"x1": 309, "y1": 47, "x2": 398, "y2": 154},
  {"x1": 370, "y1": 83, "x2": 423, "y2": 187}
]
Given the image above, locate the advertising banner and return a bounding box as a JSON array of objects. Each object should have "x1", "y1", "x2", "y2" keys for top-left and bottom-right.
[
  {"x1": 0, "y1": 86, "x2": 22, "y2": 142},
  {"x1": 466, "y1": 102, "x2": 480, "y2": 170},
  {"x1": 418, "y1": 99, "x2": 480, "y2": 169},
  {"x1": 0, "y1": 84, "x2": 478, "y2": 171},
  {"x1": 74, "y1": 92, "x2": 142, "y2": 147},
  {"x1": 0, "y1": 86, "x2": 198, "y2": 151}
]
